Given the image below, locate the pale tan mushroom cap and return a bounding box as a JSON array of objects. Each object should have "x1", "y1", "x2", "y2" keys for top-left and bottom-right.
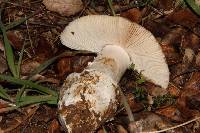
[{"x1": 60, "y1": 15, "x2": 169, "y2": 88}]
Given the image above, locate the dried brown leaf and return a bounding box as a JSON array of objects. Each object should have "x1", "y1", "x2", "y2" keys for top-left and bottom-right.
[
  {"x1": 167, "y1": 9, "x2": 200, "y2": 29},
  {"x1": 156, "y1": 106, "x2": 184, "y2": 122},
  {"x1": 121, "y1": 8, "x2": 142, "y2": 23},
  {"x1": 43, "y1": 0, "x2": 83, "y2": 16},
  {"x1": 48, "y1": 119, "x2": 61, "y2": 133},
  {"x1": 7, "y1": 30, "x2": 23, "y2": 50}
]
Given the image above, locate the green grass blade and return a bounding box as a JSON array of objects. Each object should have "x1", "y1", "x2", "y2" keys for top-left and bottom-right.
[
  {"x1": 185, "y1": 0, "x2": 200, "y2": 15},
  {"x1": 0, "y1": 85, "x2": 11, "y2": 101},
  {"x1": 108, "y1": 0, "x2": 116, "y2": 16},
  {"x1": 28, "y1": 51, "x2": 77, "y2": 78},
  {"x1": 15, "y1": 86, "x2": 25, "y2": 104},
  {"x1": 29, "y1": 55, "x2": 60, "y2": 78},
  {"x1": 0, "y1": 21, "x2": 17, "y2": 77},
  {"x1": 4, "y1": 11, "x2": 39, "y2": 31},
  {"x1": 17, "y1": 95, "x2": 58, "y2": 106},
  {"x1": 16, "y1": 43, "x2": 25, "y2": 78},
  {"x1": 0, "y1": 74, "x2": 58, "y2": 97}
]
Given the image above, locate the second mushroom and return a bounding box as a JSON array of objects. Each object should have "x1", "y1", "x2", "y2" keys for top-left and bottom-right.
[{"x1": 58, "y1": 15, "x2": 169, "y2": 133}]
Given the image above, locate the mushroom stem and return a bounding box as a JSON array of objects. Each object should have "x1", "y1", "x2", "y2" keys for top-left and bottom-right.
[
  {"x1": 87, "y1": 45, "x2": 131, "y2": 82},
  {"x1": 58, "y1": 45, "x2": 131, "y2": 133}
]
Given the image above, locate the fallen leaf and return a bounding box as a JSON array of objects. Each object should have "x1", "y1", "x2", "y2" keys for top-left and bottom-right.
[
  {"x1": 183, "y1": 48, "x2": 195, "y2": 64},
  {"x1": 157, "y1": 0, "x2": 175, "y2": 11},
  {"x1": 117, "y1": 125, "x2": 128, "y2": 133},
  {"x1": 195, "y1": 52, "x2": 200, "y2": 67},
  {"x1": 167, "y1": 9, "x2": 200, "y2": 29},
  {"x1": 144, "y1": 20, "x2": 170, "y2": 37},
  {"x1": 132, "y1": 112, "x2": 176, "y2": 132},
  {"x1": 126, "y1": 93, "x2": 144, "y2": 112},
  {"x1": 7, "y1": 30, "x2": 23, "y2": 50},
  {"x1": 35, "y1": 37, "x2": 54, "y2": 63},
  {"x1": 161, "y1": 44, "x2": 181, "y2": 65},
  {"x1": 182, "y1": 32, "x2": 200, "y2": 52},
  {"x1": 20, "y1": 60, "x2": 40, "y2": 75},
  {"x1": 121, "y1": 8, "x2": 142, "y2": 23},
  {"x1": 167, "y1": 85, "x2": 180, "y2": 97},
  {"x1": 156, "y1": 106, "x2": 184, "y2": 122},
  {"x1": 177, "y1": 72, "x2": 200, "y2": 118},
  {"x1": 48, "y1": 119, "x2": 60, "y2": 133},
  {"x1": 56, "y1": 55, "x2": 94, "y2": 79},
  {"x1": 43, "y1": 0, "x2": 83, "y2": 16},
  {"x1": 186, "y1": 93, "x2": 200, "y2": 111}
]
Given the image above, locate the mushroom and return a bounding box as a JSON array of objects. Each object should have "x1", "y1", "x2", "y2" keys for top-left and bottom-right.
[{"x1": 58, "y1": 15, "x2": 169, "y2": 133}]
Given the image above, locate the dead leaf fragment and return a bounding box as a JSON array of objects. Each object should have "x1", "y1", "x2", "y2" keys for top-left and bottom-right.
[
  {"x1": 0, "y1": 40, "x2": 4, "y2": 51},
  {"x1": 161, "y1": 44, "x2": 181, "y2": 65},
  {"x1": 48, "y1": 119, "x2": 61, "y2": 133},
  {"x1": 187, "y1": 93, "x2": 200, "y2": 111},
  {"x1": 56, "y1": 55, "x2": 94, "y2": 79},
  {"x1": 7, "y1": 30, "x2": 23, "y2": 50},
  {"x1": 167, "y1": 85, "x2": 180, "y2": 97},
  {"x1": 196, "y1": 52, "x2": 200, "y2": 67},
  {"x1": 177, "y1": 72, "x2": 200, "y2": 118},
  {"x1": 0, "y1": 53, "x2": 8, "y2": 74},
  {"x1": 182, "y1": 33, "x2": 200, "y2": 52},
  {"x1": 20, "y1": 60, "x2": 40, "y2": 75},
  {"x1": 117, "y1": 125, "x2": 128, "y2": 133},
  {"x1": 43, "y1": 0, "x2": 83, "y2": 16},
  {"x1": 167, "y1": 9, "x2": 200, "y2": 29},
  {"x1": 121, "y1": 8, "x2": 142, "y2": 23},
  {"x1": 183, "y1": 48, "x2": 195, "y2": 64},
  {"x1": 156, "y1": 106, "x2": 183, "y2": 122}
]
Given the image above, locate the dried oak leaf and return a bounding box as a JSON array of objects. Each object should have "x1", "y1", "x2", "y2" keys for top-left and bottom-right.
[
  {"x1": 120, "y1": 8, "x2": 142, "y2": 24},
  {"x1": 186, "y1": 93, "x2": 200, "y2": 111},
  {"x1": 196, "y1": 52, "x2": 200, "y2": 67},
  {"x1": 56, "y1": 56, "x2": 94, "y2": 79},
  {"x1": 181, "y1": 32, "x2": 200, "y2": 52},
  {"x1": 7, "y1": 30, "x2": 23, "y2": 50},
  {"x1": 43, "y1": 0, "x2": 83, "y2": 16},
  {"x1": 155, "y1": 106, "x2": 184, "y2": 122},
  {"x1": 177, "y1": 72, "x2": 200, "y2": 118},
  {"x1": 48, "y1": 119, "x2": 61, "y2": 133},
  {"x1": 35, "y1": 37, "x2": 54, "y2": 63},
  {"x1": 166, "y1": 9, "x2": 200, "y2": 29}
]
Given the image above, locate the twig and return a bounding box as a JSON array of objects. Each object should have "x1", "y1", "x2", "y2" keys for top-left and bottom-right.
[
  {"x1": 25, "y1": 15, "x2": 34, "y2": 54},
  {"x1": 172, "y1": 68, "x2": 200, "y2": 80},
  {"x1": 118, "y1": 87, "x2": 134, "y2": 122},
  {"x1": 142, "y1": 116, "x2": 200, "y2": 133}
]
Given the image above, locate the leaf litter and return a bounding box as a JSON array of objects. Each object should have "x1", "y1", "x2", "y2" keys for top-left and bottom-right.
[{"x1": 0, "y1": 0, "x2": 200, "y2": 132}]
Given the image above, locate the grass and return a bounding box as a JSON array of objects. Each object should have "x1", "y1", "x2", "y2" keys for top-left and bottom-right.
[
  {"x1": 108, "y1": 0, "x2": 116, "y2": 16},
  {"x1": 185, "y1": 0, "x2": 200, "y2": 15},
  {"x1": 0, "y1": 6, "x2": 59, "y2": 110}
]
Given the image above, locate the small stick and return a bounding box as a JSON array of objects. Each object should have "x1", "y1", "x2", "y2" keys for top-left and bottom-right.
[{"x1": 142, "y1": 116, "x2": 200, "y2": 133}]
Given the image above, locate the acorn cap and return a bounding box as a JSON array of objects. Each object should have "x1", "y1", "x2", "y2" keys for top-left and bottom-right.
[{"x1": 60, "y1": 15, "x2": 169, "y2": 88}]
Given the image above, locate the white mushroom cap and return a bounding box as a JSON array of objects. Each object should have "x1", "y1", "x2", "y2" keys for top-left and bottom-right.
[{"x1": 61, "y1": 15, "x2": 169, "y2": 88}]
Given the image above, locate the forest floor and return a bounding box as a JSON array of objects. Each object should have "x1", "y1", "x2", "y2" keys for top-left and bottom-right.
[{"x1": 1, "y1": 0, "x2": 200, "y2": 133}]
